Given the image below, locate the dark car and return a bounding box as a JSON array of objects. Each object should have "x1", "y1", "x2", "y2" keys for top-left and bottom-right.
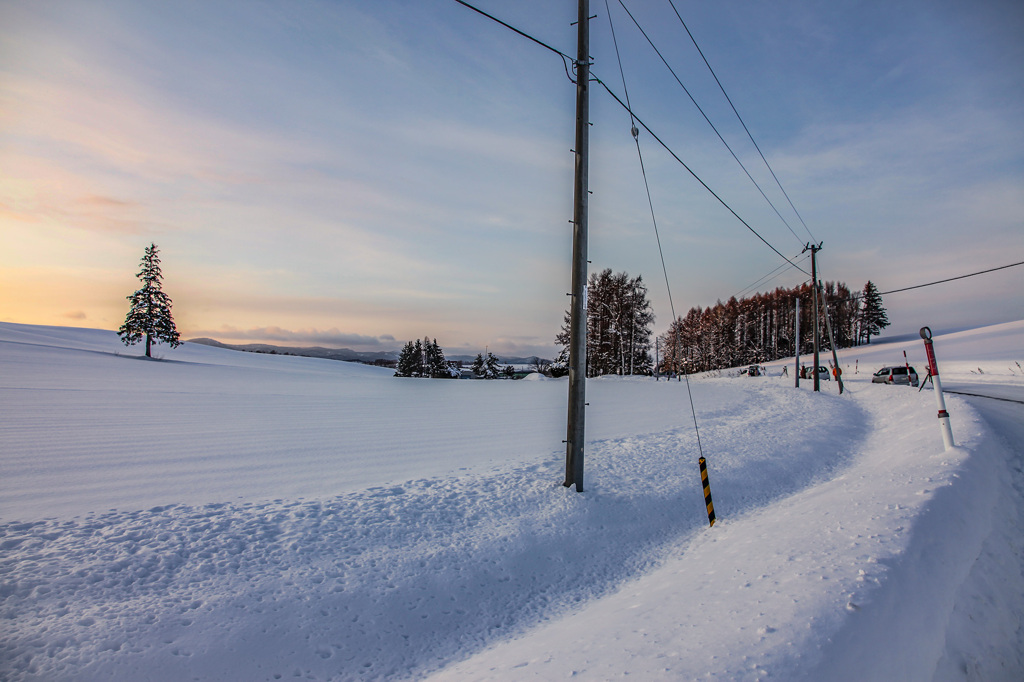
[{"x1": 872, "y1": 366, "x2": 919, "y2": 387}]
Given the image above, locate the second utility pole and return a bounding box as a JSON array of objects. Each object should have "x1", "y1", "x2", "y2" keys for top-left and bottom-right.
[
  {"x1": 564, "y1": 0, "x2": 590, "y2": 492},
  {"x1": 804, "y1": 242, "x2": 823, "y2": 391}
]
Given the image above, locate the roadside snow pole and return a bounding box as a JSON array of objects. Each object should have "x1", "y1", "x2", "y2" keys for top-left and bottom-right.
[
  {"x1": 920, "y1": 327, "x2": 954, "y2": 450},
  {"x1": 699, "y1": 457, "x2": 716, "y2": 527}
]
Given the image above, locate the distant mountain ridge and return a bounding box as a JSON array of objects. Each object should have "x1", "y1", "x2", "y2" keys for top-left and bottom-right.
[
  {"x1": 188, "y1": 338, "x2": 548, "y2": 366},
  {"x1": 187, "y1": 338, "x2": 398, "y2": 364}
]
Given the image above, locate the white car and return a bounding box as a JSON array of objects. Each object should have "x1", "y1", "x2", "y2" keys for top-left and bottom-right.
[
  {"x1": 872, "y1": 366, "x2": 920, "y2": 387},
  {"x1": 801, "y1": 365, "x2": 830, "y2": 381}
]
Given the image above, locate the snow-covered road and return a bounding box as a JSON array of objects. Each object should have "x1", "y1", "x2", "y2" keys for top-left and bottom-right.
[{"x1": 933, "y1": 394, "x2": 1024, "y2": 681}]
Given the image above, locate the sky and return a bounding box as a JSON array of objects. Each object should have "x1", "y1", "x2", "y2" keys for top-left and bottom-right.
[{"x1": 2, "y1": 0, "x2": 1022, "y2": 358}]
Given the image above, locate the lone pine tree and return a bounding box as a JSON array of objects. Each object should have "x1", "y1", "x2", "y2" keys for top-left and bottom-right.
[
  {"x1": 858, "y1": 280, "x2": 890, "y2": 344},
  {"x1": 119, "y1": 243, "x2": 181, "y2": 358}
]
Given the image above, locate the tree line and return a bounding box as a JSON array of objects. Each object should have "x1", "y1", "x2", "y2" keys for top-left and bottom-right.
[
  {"x1": 395, "y1": 339, "x2": 515, "y2": 379},
  {"x1": 551, "y1": 267, "x2": 891, "y2": 377},
  {"x1": 395, "y1": 338, "x2": 460, "y2": 378},
  {"x1": 658, "y1": 280, "x2": 889, "y2": 374},
  {"x1": 115, "y1": 245, "x2": 889, "y2": 380}
]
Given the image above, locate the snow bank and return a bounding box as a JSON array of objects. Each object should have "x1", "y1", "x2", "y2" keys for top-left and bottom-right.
[{"x1": 428, "y1": 384, "x2": 1003, "y2": 680}]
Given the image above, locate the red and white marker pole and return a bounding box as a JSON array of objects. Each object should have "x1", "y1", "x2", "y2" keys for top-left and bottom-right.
[{"x1": 920, "y1": 326, "x2": 954, "y2": 450}]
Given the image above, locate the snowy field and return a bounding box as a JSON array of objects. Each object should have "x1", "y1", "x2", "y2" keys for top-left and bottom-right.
[{"x1": 1, "y1": 320, "x2": 1022, "y2": 681}]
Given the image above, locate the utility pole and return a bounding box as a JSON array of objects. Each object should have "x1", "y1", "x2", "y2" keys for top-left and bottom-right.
[
  {"x1": 794, "y1": 297, "x2": 800, "y2": 387},
  {"x1": 629, "y1": 285, "x2": 636, "y2": 376},
  {"x1": 564, "y1": 0, "x2": 590, "y2": 492},
  {"x1": 655, "y1": 336, "x2": 660, "y2": 381},
  {"x1": 803, "y1": 242, "x2": 823, "y2": 391},
  {"x1": 818, "y1": 280, "x2": 844, "y2": 394}
]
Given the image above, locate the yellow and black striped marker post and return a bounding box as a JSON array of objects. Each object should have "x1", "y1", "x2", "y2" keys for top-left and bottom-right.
[{"x1": 699, "y1": 457, "x2": 716, "y2": 527}]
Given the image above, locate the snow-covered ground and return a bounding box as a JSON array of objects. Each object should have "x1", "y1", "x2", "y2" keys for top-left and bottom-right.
[{"x1": 1, "y1": 320, "x2": 1021, "y2": 681}]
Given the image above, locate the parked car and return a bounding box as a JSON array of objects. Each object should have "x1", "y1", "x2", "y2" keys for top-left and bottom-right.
[
  {"x1": 747, "y1": 365, "x2": 767, "y2": 377},
  {"x1": 872, "y1": 366, "x2": 919, "y2": 387},
  {"x1": 801, "y1": 365, "x2": 830, "y2": 381}
]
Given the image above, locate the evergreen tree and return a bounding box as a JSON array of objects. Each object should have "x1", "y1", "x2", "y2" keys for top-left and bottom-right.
[
  {"x1": 548, "y1": 346, "x2": 569, "y2": 377},
  {"x1": 485, "y1": 351, "x2": 501, "y2": 379},
  {"x1": 395, "y1": 337, "x2": 458, "y2": 378},
  {"x1": 858, "y1": 281, "x2": 889, "y2": 344},
  {"x1": 412, "y1": 339, "x2": 424, "y2": 377},
  {"x1": 471, "y1": 353, "x2": 485, "y2": 377},
  {"x1": 555, "y1": 268, "x2": 655, "y2": 377},
  {"x1": 425, "y1": 338, "x2": 456, "y2": 378},
  {"x1": 395, "y1": 341, "x2": 418, "y2": 377},
  {"x1": 119, "y1": 243, "x2": 180, "y2": 358},
  {"x1": 626, "y1": 276, "x2": 654, "y2": 374},
  {"x1": 471, "y1": 351, "x2": 502, "y2": 379}
]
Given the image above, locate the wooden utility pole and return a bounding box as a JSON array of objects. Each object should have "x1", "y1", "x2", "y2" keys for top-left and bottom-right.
[
  {"x1": 817, "y1": 280, "x2": 844, "y2": 394},
  {"x1": 804, "y1": 242, "x2": 823, "y2": 391},
  {"x1": 794, "y1": 297, "x2": 800, "y2": 387},
  {"x1": 564, "y1": 0, "x2": 590, "y2": 492}
]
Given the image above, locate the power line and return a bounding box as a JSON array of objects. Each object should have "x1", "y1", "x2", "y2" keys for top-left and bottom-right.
[
  {"x1": 452, "y1": 0, "x2": 579, "y2": 83},
  {"x1": 606, "y1": 0, "x2": 704, "y2": 460},
  {"x1": 824, "y1": 260, "x2": 1024, "y2": 305},
  {"x1": 732, "y1": 253, "x2": 810, "y2": 300},
  {"x1": 592, "y1": 74, "x2": 811, "y2": 277},
  {"x1": 452, "y1": 0, "x2": 571, "y2": 61},
  {"x1": 603, "y1": 0, "x2": 677, "y2": 315},
  {"x1": 877, "y1": 260, "x2": 1024, "y2": 296},
  {"x1": 453, "y1": 0, "x2": 809, "y2": 277},
  {"x1": 615, "y1": 0, "x2": 806, "y2": 248},
  {"x1": 666, "y1": 0, "x2": 816, "y2": 243}
]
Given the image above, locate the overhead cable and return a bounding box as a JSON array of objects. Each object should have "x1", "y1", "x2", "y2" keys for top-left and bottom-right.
[
  {"x1": 616, "y1": 0, "x2": 806, "y2": 247},
  {"x1": 825, "y1": 260, "x2": 1024, "y2": 304},
  {"x1": 606, "y1": 0, "x2": 704, "y2": 460},
  {"x1": 604, "y1": 0, "x2": 676, "y2": 318},
  {"x1": 878, "y1": 260, "x2": 1024, "y2": 296},
  {"x1": 452, "y1": 0, "x2": 577, "y2": 81},
  {"x1": 453, "y1": 0, "x2": 571, "y2": 60},
  {"x1": 593, "y1": 75, "x2": 811, "y2": 277},
  {"x1": 732, "y1": 253, "x2": 810, "y2": 300},
  {"x1": 453, "y1": 0, "x2": 809, "y2": 277},
  {"x1": 666, "y1": 0, "x2": 816, "y2": 243}
]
